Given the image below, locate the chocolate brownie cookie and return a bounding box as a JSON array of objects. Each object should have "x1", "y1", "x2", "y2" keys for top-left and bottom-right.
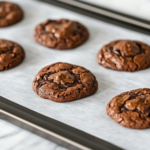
[
  {"x1": 34, "y1": 19, "x2": 89, "y2": 50},
  {"x1": 32, "y1": 62, "x2": 98, "y2": 102},
  {"x1": 97, "y1": 40, "x2": 150, "y2": 71},
  {"x1": 0, "y1": 1, "x2": 23, "y2": 27},
  {"x1": 106, "y1": 88, "x2": 150, "y2": 129},
  {"x1": 0, "y1": 39, "x2": 25, "y2": 71}
]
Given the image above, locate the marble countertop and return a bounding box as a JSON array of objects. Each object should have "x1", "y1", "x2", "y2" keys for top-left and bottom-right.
[{"x1": 0, "y1": 117, "x2": 68, "y2": 150}]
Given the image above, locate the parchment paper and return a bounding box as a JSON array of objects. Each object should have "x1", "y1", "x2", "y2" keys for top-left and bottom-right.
[{"x1": 0, "y1": 1, "x2": 150, "y2": 150}]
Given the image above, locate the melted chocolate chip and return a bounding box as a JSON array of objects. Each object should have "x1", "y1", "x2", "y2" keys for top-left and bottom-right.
[
  {"x1": 107, "y1": 46, "x2": 113, "y2": 52},
  {"x1": 121, "y1": 106, "x2": 128, "y2": 112},
  {"x1": 42, "y1": 70, "x2": 78, "y2": 90},
  {"x1": 77, "y1": 26, "x2": 82, "y2": 34},
  {"x1": 107, "y1": 46, "x2": 121, "y2": 56},
  {"x1": 136, "y1": 43, "x2": 142, "y2": 50},
  {"x1": 0, "y1": 46, "x2": 14, "y2": 54},
  {"x1": 120, "y1": 92, "x2": 150, "y2": 114},
  {"x1": 41, "y1": 30, "x2": 50, "y2": 34},
  {"x1": 113, "y1": 49, "x2": 121, "y2": 56},
  {"x1": 136, "y1": 43, "x2": 145, "y2": 54},
  {"x1": 43, "y1": 74, "x2": 49, "y2": 80}
]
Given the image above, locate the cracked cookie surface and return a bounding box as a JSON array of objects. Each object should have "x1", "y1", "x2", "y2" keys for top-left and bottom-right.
[
  {"x1": 0, "y1": 39, "x2": 25, "y2": 71},
  {"x1": 0, "y1": 1, "x2": 23, "y2": 27},
  {"x1": 106, "y1": 88, "x2": 150, "y2": 129},
  {"x1": 97, "y1": 40, "x2": 150, "y2": 71},
  {"x1": 32, "y1": 62, "x2": 98, "y2": 102},
  {"x1": 34, "y1": 19, "x2": 89, "y2": 50}
]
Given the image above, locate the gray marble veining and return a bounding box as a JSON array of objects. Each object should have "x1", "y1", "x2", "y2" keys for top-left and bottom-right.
[{"x1": 0, "y1": 118, "x2": 68, "y2": 150}]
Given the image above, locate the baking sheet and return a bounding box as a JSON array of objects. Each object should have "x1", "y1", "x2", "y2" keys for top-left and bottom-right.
[
  {"x1": 80, "y1": 0, "x2": 150, "y2": 21},
  {"x1": 0, "y1": 0, "x2": 150, "y2": 150}
]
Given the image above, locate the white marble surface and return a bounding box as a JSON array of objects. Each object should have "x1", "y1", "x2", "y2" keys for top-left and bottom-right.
[
  {"x1": 0, "y1": 118, "x2": 68, "y2": 150},
  {"x1": 0, "y1": 0, "x2": 150, "y2": 150}
]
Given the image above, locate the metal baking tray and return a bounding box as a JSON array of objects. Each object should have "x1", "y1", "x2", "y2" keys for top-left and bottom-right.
[
  {"x1": 0, "y1": 0, "x2": 149, "y2": 150},
  {"x1": 47, "y1": 0, "x2": 150, "y2": 35}
]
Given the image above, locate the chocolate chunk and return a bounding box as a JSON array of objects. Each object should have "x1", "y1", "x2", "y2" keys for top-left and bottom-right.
[{"x1": 48, "y1": 71, "x2": 75, "y2": 84}]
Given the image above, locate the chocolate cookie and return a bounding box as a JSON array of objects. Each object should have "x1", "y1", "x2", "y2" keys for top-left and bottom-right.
[
  {"x1": 34, "y1": 19, "x2": 89, "y2": 50},
  {"x1": 32, "y1": 62, "x2": 98, "y2": 102},
  {"x1": 0, "y1": 39, "x2": 25, "y2": 71},
  {"x1": 0, "y1": 1, "x2": 23, "y2": 27},
  {"x1": 97, "y1": 40, "x2": 150, "y2": 71},
  {"x1": 106, "y1": 88, "x2": 150, "y2": 129}
]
